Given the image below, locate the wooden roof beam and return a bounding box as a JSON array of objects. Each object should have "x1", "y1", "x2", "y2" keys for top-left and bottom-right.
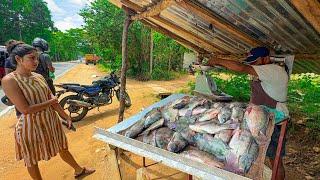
[
  {"x1": 180, "y1": 0, "x2": 262, "y2": 47},
  {"x1": 121, "y1": 0, "x2": 226, "y2": 54},
  {"x1": 151, "y1": 16, "x2": 228, "y2": 54},
  {"x1": 140, "y1": 19, "x2": 209, "y2": 54},
  {"x1": 131, "y1": 0, "x2": 179, "y2": 21}
]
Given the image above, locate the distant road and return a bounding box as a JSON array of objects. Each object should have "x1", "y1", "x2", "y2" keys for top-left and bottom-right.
[{"x1": 0, "y1": 61, "x2": 78, "y2": 114}]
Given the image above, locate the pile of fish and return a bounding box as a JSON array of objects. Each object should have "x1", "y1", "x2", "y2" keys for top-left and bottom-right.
[{"x1": 122, "y1": 96, "x2": 270, "y2": 175}]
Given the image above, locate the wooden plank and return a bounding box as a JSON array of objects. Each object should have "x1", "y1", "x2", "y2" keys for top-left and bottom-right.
[
  {"x1": 290, "y1": 0, "x2": 320, "y2": 33},
  {"x1": 136, "y1": 167, "x2": 151, "y2": 180},
  {"x1": 121, "y1": 0, "x2": 227, "y2": 54},
  {"x1": 131, "y1": 0, "x2": 175, "y2": 21},
  {"x1": 179, "y1": 0, "x2": 261, "y2": 47},
  {"x1": 140, "y1": 19, "x2": 209, "y2": 54},
  {"x1": 104, "y1": 149, "x2": 122, "y2": 180},
  {"x1": 151, "y1": 16, "x2": 228, "y2": 54}
]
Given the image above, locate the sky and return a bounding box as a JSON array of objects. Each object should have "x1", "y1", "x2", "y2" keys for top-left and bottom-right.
[{"x1": 44, "y1": 0, "x2": 94, "y2": 32}]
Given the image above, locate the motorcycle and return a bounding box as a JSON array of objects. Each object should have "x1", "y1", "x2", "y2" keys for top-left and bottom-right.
[{"x1": 55, "y1": 71, "x2": 131, "y2": 122}]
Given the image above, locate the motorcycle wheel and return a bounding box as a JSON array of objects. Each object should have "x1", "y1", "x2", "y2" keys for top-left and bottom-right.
[
  {"x1": 59, "y1": 95, "x2": 89, "y2": 122},
  {"x1": 116, "y1": 90, "x2": 132, "y2": 107}
]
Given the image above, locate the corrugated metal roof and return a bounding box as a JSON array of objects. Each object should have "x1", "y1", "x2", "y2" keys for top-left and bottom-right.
[{"x1": 111, "y1": 0, "x2": 320, "y2": 56}]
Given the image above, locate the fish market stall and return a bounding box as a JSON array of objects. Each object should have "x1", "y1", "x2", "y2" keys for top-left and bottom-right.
[{"x1": 94, "y1": 94, "x2": 274, "y2": 180}]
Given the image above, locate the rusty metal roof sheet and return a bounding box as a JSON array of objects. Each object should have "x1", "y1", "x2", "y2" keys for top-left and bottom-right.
[{"x1": 111, "y1": 0, "x2": 320, "y2": 56}]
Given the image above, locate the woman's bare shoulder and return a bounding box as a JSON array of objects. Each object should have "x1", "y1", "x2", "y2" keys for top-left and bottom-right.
[{"x1": 1, "y1": 73, "x2": 15, "y2": 84}]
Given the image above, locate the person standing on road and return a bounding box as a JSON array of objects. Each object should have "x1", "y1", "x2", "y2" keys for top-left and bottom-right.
[
  {"x1": 32, "y1": 37, "x2": 56, "y2": 95},
  {"x1": 206, "y1": 47, "x2": 289, "y2": 180},
  {"x1": 1, "y1": 41, "x2": 95, "y2": 180}
]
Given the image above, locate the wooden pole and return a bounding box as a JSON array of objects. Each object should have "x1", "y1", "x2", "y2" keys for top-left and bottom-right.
[
  {"x1": 149, "y1": 29, "x2": 153, "y2": 75},
  {"x1": 118, "y1": 10, "x2": 133, "y2": 123}
]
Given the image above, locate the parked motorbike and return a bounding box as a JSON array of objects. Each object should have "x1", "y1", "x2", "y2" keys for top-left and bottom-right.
[{"x1": 55, "y1": 71, "x2": 131, "y2": 122}]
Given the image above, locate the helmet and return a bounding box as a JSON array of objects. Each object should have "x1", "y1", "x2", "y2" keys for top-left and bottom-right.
[{"x1": 32, "y1": 37, "x2": 49, "y2": 51}]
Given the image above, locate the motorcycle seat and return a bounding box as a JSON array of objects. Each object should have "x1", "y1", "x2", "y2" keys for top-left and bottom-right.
[
  {"x1": 81, "y1": 85, "x2": 97, "y2": 88},
  {"x1": 66, "y1": 85, "x2": 86, "y2": 92}
]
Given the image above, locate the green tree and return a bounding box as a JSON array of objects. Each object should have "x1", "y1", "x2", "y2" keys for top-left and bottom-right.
[{"x1": 0, "y1": 0, "x2": 54, "y2": 45}]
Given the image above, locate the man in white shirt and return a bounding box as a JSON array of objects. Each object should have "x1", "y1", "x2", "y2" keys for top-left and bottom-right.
[{"x1": 207, "y1": 47, "x2": 289, "y2": 180}]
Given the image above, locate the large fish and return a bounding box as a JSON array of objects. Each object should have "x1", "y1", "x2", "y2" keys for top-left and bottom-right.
[
  {"x1": 189, "y1": 121, "x2": 239, "y2": 134},
  {"x1": 231, "y1": 107, "x2": 245, "y2": 123},
  {"x1": 166, "y1": 116, "x2": 197, "y2": 132},
  {"x1": 141, "y1": 118, "x2": 165, "y2": 135},
  {"x1": 180, "y1": 146, "x2": 224, "y2": 168},
  {"x1": 243, "y1": 105, "x2": 269, "y2": 144},
  {"x1": 217, "y1": 107, "x2": 232, "y2": 124},
  {"x1": 155, "y1": 127, "x2": 174, "y2": 149},
  {"x1": 180, "y1": 128, "x2": 197, "y2": 145},
  {"x1": 226, "y1": 128, "x2": 257, "y2": 174},
  {"x1": 213, "y1": 102, "x2": 225, "y2": 109},
  {"x1": 192, "y1": 106, "x2": 208, "y2": 116},
  {"x1": 144, "y1": 107, "x2": 162, "y2": 127},
  {"x1": 198, "y1": 108, "x2": 221, "y2": 122},
  {"x1": 194, "y1": 133, "x2": 231, "y2": 161},
  {"x1": 167, "y1": 132, "x2": 188, "y2": 152},
  {"x1": 172, "y1": 96, "x2": 191, "y2": 109},
  {"x1": 141, "y1": 130, "x2": 157, "y2": 146},
  {"x1": 214, "y1": 129, "x2": 234, "y2": 143},
  {"x1": 228, "y1": 102, "x2": 247, "y2": 109},
  {"x1": 124, "y1": 120, "x2": 145, "y2": 138},
  {"x1": 161, "y1": 106, "x2": 179, "y2": 122}
]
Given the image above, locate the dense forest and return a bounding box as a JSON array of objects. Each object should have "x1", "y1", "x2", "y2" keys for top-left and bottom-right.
[{"x1": 0, "y1": 0, "x2": 189, "y2": 80}]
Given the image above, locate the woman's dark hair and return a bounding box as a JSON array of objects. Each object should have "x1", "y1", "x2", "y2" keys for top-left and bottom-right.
[{"x1": 6, "y1": 41, "x2": 36, "y2": 65}]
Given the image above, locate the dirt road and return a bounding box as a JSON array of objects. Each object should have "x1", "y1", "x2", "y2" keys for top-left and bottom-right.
[{"x1": 0, "y1": 64, "x2": 193, "y2": 180}]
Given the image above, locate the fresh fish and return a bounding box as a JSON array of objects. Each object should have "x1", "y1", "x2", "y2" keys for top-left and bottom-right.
[
  {"x1": 187, "y1": 97, "x2": 210, "y2": 111},
  {"x1": 167, "y1": 132, "x2": 188, "y2": 152},
  {"x1": 198, "y1": 108, "x2": 221, "y2": 122},
  {"x1": 217, "y1": 107, "x2": 232, "y2": 124},
  {"x1": 141, "y1": 118, "x2": 165, "y2": 135},
  {"x1": 180, "y1": 128, "x2": 197, "y2": 145},
  {"x1": 180, "y1": 146, "x2": 224, "y2": 168},
  {"x1": 178, "y1": 107, "x2": 192, "y2": 117},
  {"x1": 226, "y1": 128, "x2": 256, "y2": 174},
  {"x1": 192, "y1": 106, "x2": 208, "y2": 116},
  {"x1": 228, "y1": 102, "x2": 247, "y2": 109},
  {"x1": 189, "y1": 121, "x2": 239, "y2": 134},
  {"x1": 213, "y1": 102, "x2": 225, "y2": 109},
  {"x1": 155, "y1": 127, "x2": 174, "y2": 149},
  {"x1": 172, "y1": 96, "x2": 191, "y2": 109},
  {"x1": 194, "y1": 133, "x2": 231, "y2": 161},
  {"x1": 166, "y1": 116, "x2": 197, "y2": 132},
  {"x1": 124, "y1": 120, "x2": 145, "y2": 138},
  {"x1": 231, "y1": 107, "x2": 244, "y2": 123},
  {"x1": 214, "y1": 129, "x2": 234, "y2": 143},
  {"x1": 144, "y1": 107, "x2": 162, "y2": 127},
  {"x1": 243, "y1": 105, "x2": 269, "y2": 144},
  {"x1": 142, "y1": 130, "x2": 157, "y2": 146},
  {"x1": 161, "y1": 106, "x2": 179, "y2": 122}
]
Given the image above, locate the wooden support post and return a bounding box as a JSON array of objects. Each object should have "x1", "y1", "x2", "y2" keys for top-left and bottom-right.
[
  {"x1": 271, "y1": 119, "x2": 288, "y2": 180},
  {"x1": 118, "y1": 9, "x2": 133, "y2": 123}
]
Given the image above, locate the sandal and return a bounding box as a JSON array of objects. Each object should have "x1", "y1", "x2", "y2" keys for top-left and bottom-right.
[{"x1": 74, "y1": 167, "x2": 95, "y2": 179}]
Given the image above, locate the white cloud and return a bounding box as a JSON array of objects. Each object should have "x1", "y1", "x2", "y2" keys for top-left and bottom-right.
[
  {"x1": 69, "y1": 0, "x2": 94, "y2": 6},
  {"x1": 54, "y1": 14, "x2": 84, "y2": 31},
  {"x1": 44, "y1": 0, "x2": 65, "y2": 14}
]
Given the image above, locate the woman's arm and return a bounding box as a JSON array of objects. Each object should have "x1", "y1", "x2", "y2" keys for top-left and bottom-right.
[
  {"x1": 49, "y1": 94, "x2": 72, "y2": 128},
  {"x1": 207, "y1": 58, "x2": 257, "y2": 76},
  {"x1": 1, "y1": 76, "x2": 58, "y2": 114}
]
